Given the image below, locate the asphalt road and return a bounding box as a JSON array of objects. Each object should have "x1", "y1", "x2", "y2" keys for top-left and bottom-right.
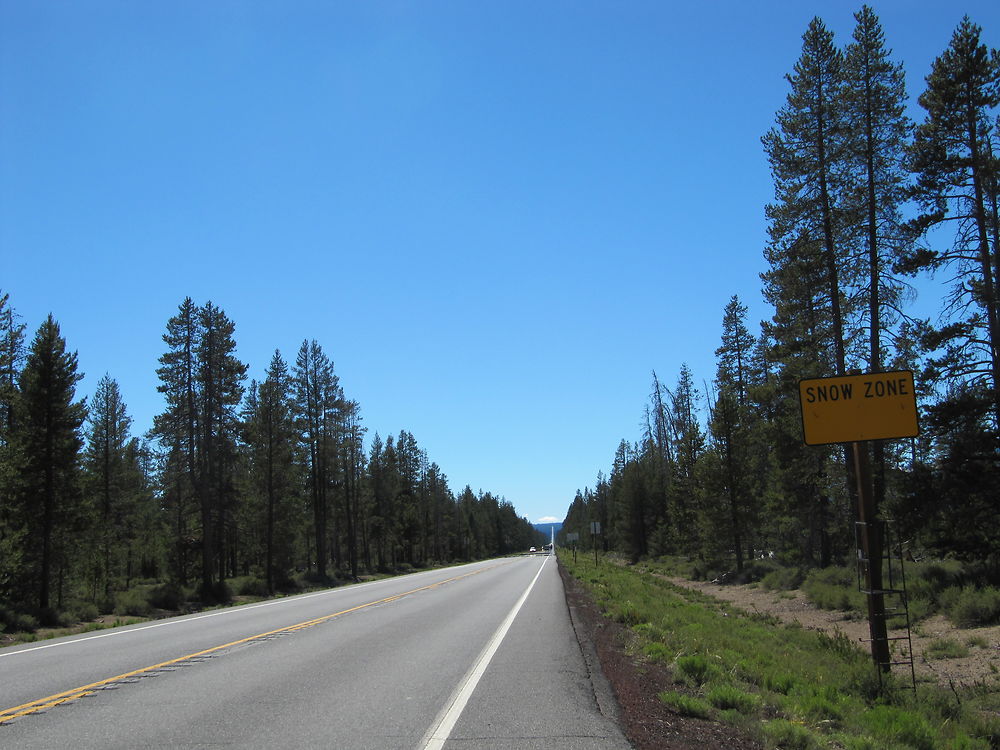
[{"x1": 0, "y1": 556, "x2": 631, "y2": 749}]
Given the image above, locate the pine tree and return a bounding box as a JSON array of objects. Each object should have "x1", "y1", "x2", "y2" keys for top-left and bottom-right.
[
  {"x1": 151, "y1": 297, "x2": 200, "y2": 586},
  {"x1": 842, "y1": 5, "x2": 913, "y2": 513},
  {"x1": 14, "y1": 315, "x2": 87, "y2": 612},
  {"x1": 905, "y1": 17, "x2": 1000, "y2": 429},
  {"x1": 151, "y1": 299, "x2": 246, "y2": 597},
  {"x1": 121, "y1": 437, "x2": 160, "y2": 586},
  {"x1": 196, "y1": 302, "x2": 247, "y2": 589},
  {"x1": 762, "y1": 17, "x2": 861, "y2": 566},
  {"x1": 83, "y1": 375, "x2": 134, "y2": 599},
  {"x1": 667, "y1": 364, "x2": 704, "y2": 556},
  {"x1": 709, "y1": 296, "x2": 759, "y2": 571},
  {"x1": 293, "y1": 339, "x2": 340, "y2": 580},
  {"x1": 763, "y1": 17, "x2": 856, "y2": 379},
  {"x1": 843, "y1": 6, "x2": 911, "y2": 372},
  {"x1": 339, "y1": 399, "x2": 365, "y2": 578},
  {"x1": 0, "y1": 292, "x2": 26, "y2": 601},
  {"x1": 368, "y1": 433, "x2": 392, "y2": 570},
  {"x1": 0, "y1": 291, "x2": 25, "y2": 441},
  {"x1": 243, "y1": 351, "x2": 300, "y2": 592}
]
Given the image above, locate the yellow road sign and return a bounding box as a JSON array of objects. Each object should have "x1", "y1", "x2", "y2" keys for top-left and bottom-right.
[{"x1": 799, "y1": 371, "x2": 919, "y2": 445}]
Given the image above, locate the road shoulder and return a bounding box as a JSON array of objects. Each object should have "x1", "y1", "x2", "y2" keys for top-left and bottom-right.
[{"x1": 558, "y1": 559, "x2": 763, "y2": 750}]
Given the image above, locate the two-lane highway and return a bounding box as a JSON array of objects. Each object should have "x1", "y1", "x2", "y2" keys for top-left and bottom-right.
[{"x1": 1, "y1": 556, "x2": 631, "y2": 748}]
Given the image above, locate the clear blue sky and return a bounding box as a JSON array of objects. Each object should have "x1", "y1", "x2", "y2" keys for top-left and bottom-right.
[{"x1": 2, "y1": 1, "x2": 997, "y2": 525}]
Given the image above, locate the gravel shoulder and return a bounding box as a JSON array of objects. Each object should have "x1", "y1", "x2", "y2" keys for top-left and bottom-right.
[{"x1": 560, "y1": 561, "x2": 763, "y2": 750}]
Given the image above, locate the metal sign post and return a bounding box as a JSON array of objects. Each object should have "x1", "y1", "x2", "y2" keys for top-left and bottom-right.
[
  {"x1": 799, "y1": 370, "x2": 919, "y2": 675},
  {"x1": 852, "y1": 441, "x2": 891, "y2": 672},
  {"x1": 567, "y1": 532, "x2": 580, "y2": 563},
  {"x1": 590, "y1": 521, "x2": 601, "y2": 566}
]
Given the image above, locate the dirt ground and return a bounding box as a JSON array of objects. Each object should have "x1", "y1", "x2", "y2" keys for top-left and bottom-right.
[{"x1": 663, "y1": 577, "x2": 1000, "y2": 688}]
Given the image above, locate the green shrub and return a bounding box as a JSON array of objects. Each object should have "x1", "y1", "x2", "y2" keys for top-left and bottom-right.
[
  {"x1": 206, "y1": 580, "x2": 232, "y2": 605},
  {"x1": 837, "y1": 737, "x2": 881, "y2": 750},
  {"x1": 761, "y1": 567, "x2": 805, "y2": 591},
  {"x1": 919, "y1": 687, "x2": 964, "y2": 723},
  {"x1": 946, "y1": 586, "x2": 1000, "y2": 628},
  {"x1": 230, "y1": 576, "x2": 269, "y2": 597},
  {"x1": 791, "y1": 690, "x2": 846, "y2": 723},
  {"x1": 676, "y1": 653, "x2": 716, "y2": 686},
  {"x1": 148, "y1": 583, "x2": 185, "y2": 611},
  {"x1": 764, "y1": 672, "x2": 797, "y2": 695},
  {"x1": 70, "y1": 601, "x2": 99, "y2": 623},
  {"x1": 659, "y1": 691, "x2": 712, "y2": 719},
  {"x1": 925, "y1": 637, "x2": 970, "y2": 659},
  {"x1": 859, "y1": 706, "x2": 936, "y2": 750},
  {"x1": 914, "y1": 559, "x2": 965, "y2": 593},
  {"x1": 761, "y1": 719, "x2": 820, "y2": 750},
  {"x1": 644, "y1": 642, "x2": 672, "y2": 663},
  {"x1": 614, "y1": 599, "x2": 643, "y2": 626},
  {"x1": 114, "y1": 589, "x2": 152, "y2": 617},
  {"x1": 707, "y1": 684, "x2": 759, "y2": 714},
  {"x1": 815, "y1": 629, "x2": 862, "y2": 660},
  {"x1": 0, "y1": 606, "x2": 39, "y2": 633},
  {"x1": 801, "y1": 566, "x2": 868, "y2": 614},
  {"x1": 902, "y1": 595, "x2": 933, "y2": 624}
]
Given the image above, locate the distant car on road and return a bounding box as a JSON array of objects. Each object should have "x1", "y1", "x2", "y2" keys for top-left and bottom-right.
[{"x1": 529, "y1": 547, "x2": 536, "y2": 553}]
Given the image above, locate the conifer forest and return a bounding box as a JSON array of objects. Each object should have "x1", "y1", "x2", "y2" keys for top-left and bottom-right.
[
  {"x1": 561, "y1": 11, "x2": 1000, "y2": 580},
  {"x1": 2, "y1": 8, "x2": 1000, "y2": 628},
  {"x1": 0, "y1": 295, "x2": 541, "y2": 624}
]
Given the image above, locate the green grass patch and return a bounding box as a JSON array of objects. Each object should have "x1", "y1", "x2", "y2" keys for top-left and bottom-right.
[
  {"x1": 558, "y1": 550, "x2": 999, "y2": 749},
  {"x1": 924, "y1": 638, "x2": 970, "y2": 659},
  {"x1": 707, "y1": 684, "x2": 760, "y2": 714},
  {"x1": 802, "y1": 566, "x2": 866, "y2": 614},
  {"x1": 659, "y1": 690, "x2": 713, "y2": 719},
  {"x1": 761, "y1": 566, "x2": 805, "y2": 591},
  {"x1": 761, "y1": 719, "x2": 821, "y2": 749},
  {"x1": 858, "y1": 705, "x2": 937, "y2": 750},
  {"x1": 943, "y1": 587, "x2": 1000, "y2": 628},
  {"x1": 676, "y1": 653, "x2": 719, "y2": 686}
]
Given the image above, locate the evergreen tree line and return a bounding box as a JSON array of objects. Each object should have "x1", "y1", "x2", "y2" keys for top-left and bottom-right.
[
  {"x1": 0, "y1": 292, "x2": 540, "y2": 623},
  {"x1": 562, "y1": 9, "x2": 1000, "y2": 580}
]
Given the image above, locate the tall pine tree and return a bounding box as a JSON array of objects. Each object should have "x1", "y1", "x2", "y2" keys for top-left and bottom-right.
[
  {"x1": 14, "y1": 316, "x2": 87, "y2": 612},
  {"x1": 906, "y1": 17, "x2": 1000, "y2": 429}
]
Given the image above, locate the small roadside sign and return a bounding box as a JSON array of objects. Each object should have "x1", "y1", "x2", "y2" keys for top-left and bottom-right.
[
  {"x1": 590, "y1": 522, "x2": 601, "y2": 535},
  {"x1": 799, "y1": 370, "x2": 919, "y2": 445}
]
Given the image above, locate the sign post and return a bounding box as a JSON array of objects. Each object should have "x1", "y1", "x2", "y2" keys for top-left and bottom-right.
[
  {"x1": 799, "y1": 370, "x2": 919, "y2": 674},
  {"x1": 590, "y1": 521, "x2": 601, "y2": 566},
  {"x1": 567, "y1": 532, "x2": 579, "y2": 563}
]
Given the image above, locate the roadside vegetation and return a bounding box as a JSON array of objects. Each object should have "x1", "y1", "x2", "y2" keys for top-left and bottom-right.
[
  {"x1": 561, "y1": 551, "x2": 1000, "y2": 750},
  {"x1": 639, "y1": 555, "x2": 1000, "y2": 632},
  {"x1": 0, "y1": 562, "x2": 455, "y2": 649}
]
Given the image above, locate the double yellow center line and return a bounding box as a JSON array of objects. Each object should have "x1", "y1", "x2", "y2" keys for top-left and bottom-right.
[{"x1": 1, "y1": 564, "x2": 497, "y2": 725}]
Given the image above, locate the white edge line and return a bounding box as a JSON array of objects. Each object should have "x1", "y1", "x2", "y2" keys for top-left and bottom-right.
[
  {"x1": 0, "y1": 560, "x2": 501, "y2": 660},
  {"x1": 419, "y1": 556, "x2": 548, "y2": 750}
]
